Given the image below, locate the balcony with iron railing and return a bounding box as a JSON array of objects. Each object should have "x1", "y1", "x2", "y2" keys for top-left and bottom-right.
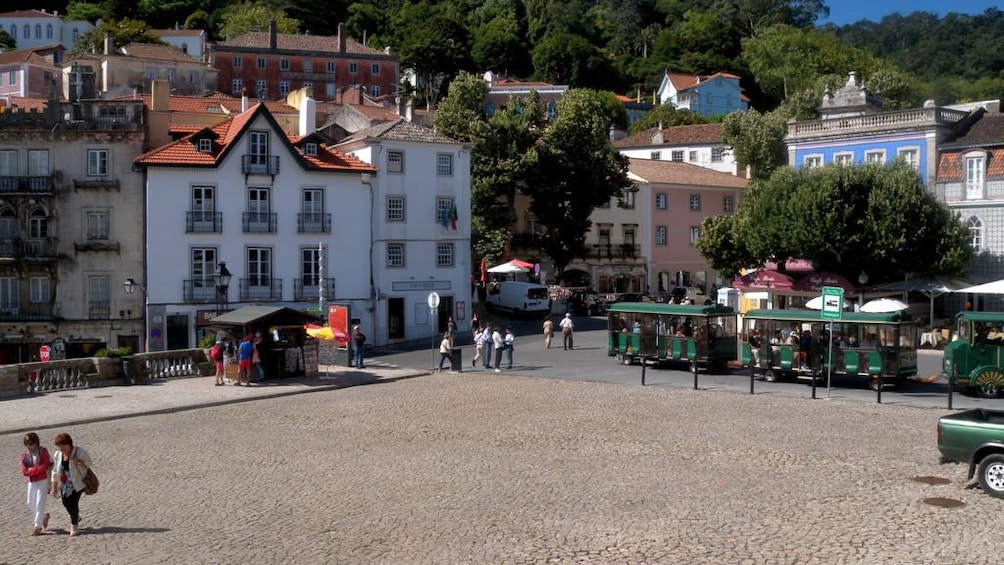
[
  {"x1": 0, "y1": 238, "x2": 57, "y2": 260},
  {"x1": 186, "y1": 211, "x2": 223, "y2": 233},
  {"x1": 239, "y1": 278, "x2": 282, "y2": 301},
  {"x1": 183, "y1": 279, "x2": 218, "y2": 303},
  {"x1": 293, "y1": 277, "x2": 335, "y2": 301},
  {"x1": 0, "y1": 302, "x2": 59, "y2": 321},
  {"x1": 242, "y1": 212, "x2": 277, "y2": 233},
  {"x1": 241, "y1": 155, "x2": 280, "y2": 175},
  {"x1": 88, "y1": 302, "x2": 111, "y2": 320},
  {"x1": 297, "y1": 212, "x2": 331, "y2": 233},
  {"x1": 0, "y1": 175, "x2": 56, "y2": 195}
]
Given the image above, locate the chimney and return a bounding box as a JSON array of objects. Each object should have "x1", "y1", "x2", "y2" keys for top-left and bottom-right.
[
  {"x1": 152, "y1": 79, "x2": 169, "y2": 112},
  {"x1": 396, "y1": 96, "x2": 413, "y2": 122},
  {"x1": 241, "y1": 88, "x2": 248, "y2": 112},
  {"x1": 269, "y1": 20, "x2": 277, "y2": 50},
  {"x1": 104, "y1": 33, "x2": 114, "y2": 55},
  {"x1": 338, "y1": 22, "x2": 346, "y2": 54},
  {"x1": 299, "y1": 92, "x2": 317, "y2": 137}
]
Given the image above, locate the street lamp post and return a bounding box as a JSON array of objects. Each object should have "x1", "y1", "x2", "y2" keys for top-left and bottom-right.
[
  {"x1": 122, "y1": 278, "x2": 146, "y2": 351},
  {"x1": 216, "y1": 262, "x2": 233, "y2": 315}
]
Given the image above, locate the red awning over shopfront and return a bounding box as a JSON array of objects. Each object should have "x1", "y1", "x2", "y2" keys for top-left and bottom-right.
[
  {"x1": 732, "y1": 270, "x2": 794, "y2": 290},
  {"x1": 791, "y1": 272, "x2": 857, "y2": 293}
]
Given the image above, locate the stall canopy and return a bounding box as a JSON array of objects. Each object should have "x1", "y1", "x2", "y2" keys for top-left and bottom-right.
[
  {"x1": 209, "y1": 305, "x2": 320, "y2": 332},
  {"x1": 732, "y1": 269, "x2": 794, "y2": 291},
  {"x1": 875, "y1": 276, "x2": 972, "y2": 324},
  {"x1": 957, "y1": 278, "x2": 1004, "y2": 295},
  {"x1": 488, "y1": 259, "x2": 533, "y2": 273},
  {"x1": 792, "y1": 272, "x2": 857, "y2": 293}
]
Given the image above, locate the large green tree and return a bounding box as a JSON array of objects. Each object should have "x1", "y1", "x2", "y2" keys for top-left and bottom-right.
[
  {"x1": 217, "y1": 1, "x2": 300, "y2": 40},
  {"x1": 73, "y1": 18, "x2": 165, "y2": 54},
  {"x1": 697, "y1": 162, "x2": 973, "y2": 282},
  {"x1": 721, "y1": 108, "x2": 787, "y2": 181},
  {"x1": 523, "y1": 90, "x2": 633, "y2": 278}
]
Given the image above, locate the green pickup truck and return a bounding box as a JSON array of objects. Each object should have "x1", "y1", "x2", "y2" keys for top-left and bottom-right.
[{"x1": 938, "y1": 409, "x2": 1004, "y2": 498}]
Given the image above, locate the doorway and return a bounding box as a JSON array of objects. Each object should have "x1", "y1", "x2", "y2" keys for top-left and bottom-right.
[
  {"x1": 166, "y1": 314, "x2": 189, "y2": 350},
  {"x1": 437, "y1": 295, "x2": 454, "y2": 334},
  {"x1": 388, "y1": 297, "x2": 404, "y2": 340}
]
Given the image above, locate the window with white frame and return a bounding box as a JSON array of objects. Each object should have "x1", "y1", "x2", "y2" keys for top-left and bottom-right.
[
  {"x1": 246, "y1": 247, "x2": 272, "y2": 286},
  {"x1": 233, "y1": 56, "x2": 242, "y2": 68},
  {"x1": 623, "y1": 226, "x2": 636, "y2": 246},
  {"x1": 689, "y1": 226, "x2": 701, "y2": 245},
  {"x1": 966, "y1": 154, "x2": 986, "y2": 199},
  {"x1": 371, "y1": 63, "x2": 380, "y2": 75},
  {"x1": 232, "y1": 79, "x2": 242, "y2": 95},
  {"x1": 436, "y1": 196, "x2": 454, "y2": 223},
  {"x1": 834, "y1": 152, "x2": 854, "y2": 166},
  {"x1": 304, "y1": 143, "x2": 317, "y2": 156},
  {"x1": 8, "y1": 70, "x2": 16, "y2": 85},
  {"x1": 257, "y1": 57, "x2": 266, "y2": 68},
  {"x1": 689, "y1": 194, "x2": 701, "y2": 211},
  {"x1": 436, "y1": 243, "x2": 454, "y2": 267},
  {"x1": 968, "y1": 216, "x2": 983, "y2": 252},
  {"x1": 301, "y1": 188, "x2": 324, "y2": 229},
  {"x1": 650, "y1": 151, "x2": 661, "y2": 160},
  {"x1": 386, "y1": 196, "x2": 405, "y2": 221},
  {"x1": 622, "y1": 190, "x2": 635, "y2": 209},
  {"x1": 387, "y1": 150, "x2": 403, "y2": 173},
  {"x1": 29, "y1": 277, "x2": 49, "y2": 303},
  {"x1": 28, "y1": 209, "x2": 47, "y2": 238},
  {"x1": 655, "y1": 226, "x2": 667, "y2": 246},
  {"x1": 803, "y1": 154, "x2": 823, "y2": 168},
  {"x1": 189, "y1": 70, "x2": 199, "y2": 84},
  {"x1": 349, "y1": 62, "x2": 358, "y2": 74},
  {"x1": 711, "y1": 147, "x2": 724, "y2": 162},
  {"x1": 897, "y1": 147, "x2": 920, "y2": 170},
  {"x1": 280, "y1": 58, "x2": 289, "y2": 70},
  {"x1": 28, "y1": 150, "x2": 48, "y2": 176},
  {"x1": 864, "y1": 150, "x2": 885, "y2": 164},
  {"x1": 34, "y1": 24, "x2": 41, "y2": 39},
  {"x1": 655, "y1": 192, "x2": 667, "y2": 210},
  {"x1": 280, "y1": 81, "x2": 290, "y2": 95},
  {"x1": 191, "y1": 247, "x2": 217, "y2": 289},
  {"x1": 87, "y1": 149, "x2": 108, "y2": 176},
  {"x1": 86, "y1": 210, "x2": 109, "y2": 240},
  {"x1": 689, "y1": 150, "x2": 698, "y2": 162},
  {"x1": 671, "y1": 150, "x2": 684, "y2": 162},
  {"x1": 301, "y1": 246, "x2": 323, "y2": 286},
  {"x1": 87, "y1": 275, "x2": 110, "y2": 319},
  {"x1": 198, "y1": 138, "x2": 212, "y2": 153},
  {"x1": 371, "y1": 85, "x2": 381, "y2": 97},
  {"x1": 0, "y1": 150, "x2": 16, "y2": 175},
  {"x1": 437, "y1": 153, "x2": 453, "y2": 176},
  {"x1": 0, "y1": 278, "x2": 18, "y2": 312},
  {"x1": 386, "y1": 242, "x2": 404, "y2": 267},
  {"x1": 723, "y1": 195, "x2": 734, "y2": 213}
]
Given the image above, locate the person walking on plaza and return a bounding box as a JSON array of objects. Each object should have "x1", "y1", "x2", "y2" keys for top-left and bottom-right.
[
  {"x1": 210, "y1": 340, "x2": 225, "y2": 386},
  {"x1": 438, "y1": 332, "x2": 453, "y2": 371},
  {"x1": 492, "y1": 326, "x2": 505, "y2": 372},
  {"x1": 543, "y1": 315, "x2": 554, "y2": 349},
  {"x1": 504, "y1": 326, "x2": 516, "y2": 369},
  {"x1": 237, "y1": 334, "x2": 254, "y2": 386},
  {"x1": 352, "y1": 325, "x2": 366, "y2": 369},
  {"x1": 447, "y1": 316, "x2": 458, "y2": 347},
  {"x1": 559, "y1": 312, "x2": 575, "y2": 350},
  {"x1": 481, "y1": 324, "x2": 495, "y2": 369},
  {"x1": 472, "y1": 325, "x2": 483, "y2": 367},
  {"x1": 20, "y1": 432, "x2": 52, "y2": 536},
  {"x1": 49, "y1": 433, "x2": 92, "y2": 537}
]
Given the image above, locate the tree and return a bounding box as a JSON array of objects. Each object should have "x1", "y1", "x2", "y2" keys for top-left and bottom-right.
[
  {"x1": 392, "y1": 5, "x2": 471, "y2": 109},
  {"x1": 73, "y1": 18, "x2": 166, "y2": 54},
  {"x1": 65, "y1": 2, "x2": 107, "y2": 24},
  {"x1": 523, "y1": 90, "x2": 633, "y2": 279},
  {"x1": 697, "y1": 162, "x2": 973, "y2": 283},
  {"x1": 0, "y1": 30, "x2": 14, "y2": 51},
  {"x1": 531, "y1": 31, "x2": 615, "y2": 88},
  {"x1": 629, "y1": 104, "x2": 706, "y2": 134},
  {"x1": 721, "y1": 108, "x2": 787, "y2": 180},
  {"x1": 471, "y1": 12, "x2": 531, "y2": 78},
  {"x1": 217, "y1": 1, "x2": 300, "y2": 40}
]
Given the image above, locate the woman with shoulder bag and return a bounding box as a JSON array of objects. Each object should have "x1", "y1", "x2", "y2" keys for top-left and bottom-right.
[{"x1": 49, "y1": 433, "x2": 94, "y2": 536}]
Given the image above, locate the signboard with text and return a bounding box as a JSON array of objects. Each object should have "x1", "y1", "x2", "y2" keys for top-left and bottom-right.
[{"x1": 820, "y1": 286, "x2": 844, "y2": 321}]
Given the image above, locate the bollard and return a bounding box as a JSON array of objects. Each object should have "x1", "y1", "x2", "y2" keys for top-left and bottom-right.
[
  {"x1": 749, "y1": 361, "x2": 755, "y2": 394},
  {"x1": 693, "y1": 360, "x2": 699, "y2": 390},
  {"x1": 876, "y1": 375, "x2": 882, "y2": 404},
  {"x1": 948, "y1": 378, "x2": 954, "y2": 410},
  {"x1": 811, "y1": 370, "x2": 817, "y2": 399},
  {"x1": 641, "y1": 358, "x2": 646, "y2": 386}
]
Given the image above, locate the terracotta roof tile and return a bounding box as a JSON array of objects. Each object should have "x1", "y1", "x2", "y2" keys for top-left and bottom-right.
[
  {"x1": 941, "y1": 113, "x2": 1004, "y2": 149},
  {"x1": 628, "y1": 158, "x2": 747, "y2": 188},
  {"x1": 0, "y1": 96, "x2": 48, "y2": 112},
  {"x1": 217, "y1": 31, "x2": 387, "y2": 56},
  {"x1": 149, "y1": 29, "x2": 205, "y2": 37},
  {"x1": 0, "y1": 10, "x2": 57, "y2": 18},
  {"x1": 119, "y1": 43, "x2": 202, "y2": 63},
  {"x1": 938, "y1": 149, "x2": 1004, "y2": 182},
  {"x1": 615, "y1": 123, "x2": 724, "y2": 148},
  {"x1": 0, "y1": 49, "x2": 57, "y2": 66},
  {"x1": 337, "y1": 118, "x2": 459, "y2": 145}
]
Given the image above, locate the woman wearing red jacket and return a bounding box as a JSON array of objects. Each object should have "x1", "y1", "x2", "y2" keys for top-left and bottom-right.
[{"x1": 19, "y1": 432, "x2": 52, "y2": 536}]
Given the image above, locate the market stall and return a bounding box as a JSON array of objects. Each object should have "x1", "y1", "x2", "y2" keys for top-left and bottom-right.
[{"x1": 207, "y1": 306, "x2": 321, "y2": 379}]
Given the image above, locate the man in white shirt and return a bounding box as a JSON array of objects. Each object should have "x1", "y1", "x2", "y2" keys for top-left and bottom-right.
[
  {"x1": 504, "y1": 326, "x2": 515, "y2": 369},
  {"x1": 492, "y1": 327, "x2": 505, "y2": 372},
  {"x1": 559, "y1": 313, "x2": 575, "y2": 350}
]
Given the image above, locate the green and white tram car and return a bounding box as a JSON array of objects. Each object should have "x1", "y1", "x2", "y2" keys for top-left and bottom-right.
[{"x1": 607, "y1": 303, "x2": 737, "y2": 371}]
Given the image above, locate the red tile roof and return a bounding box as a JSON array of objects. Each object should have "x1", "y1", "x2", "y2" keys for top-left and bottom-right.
[
  {"x1": 149, "y1": 29, "x2": 205, "y2": 37},
  {"x1": 614, "y1": 123, "x2": 725, "y2": 148},
  {"x1": 217, "y1": 31, "x2": 386, "y2": 56},
  {"x1": 135, "y1": 103, "x2": 375, "y2": 173},
  {"x1": 0, "y1": 49, "x2": 57, "y2": 67},
  {"x1": 628, "y1": 158, "x2": 747, "y2": 188},
  {"x1": 0, "y1": 10, "x2": 59, "y2": 18},
  {"x1": 937, "y1": 149, "x2": 1004, "y2": 182},
  {"x1": 0, "y1": 96, "x2": 48, "y2": 112},
  {"x1": 119, "y1": 43, "x2": 202, "y2": 63}
]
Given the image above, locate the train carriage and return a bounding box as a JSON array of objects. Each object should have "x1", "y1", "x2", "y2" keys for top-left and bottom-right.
[{"x1": 607, "y1": 303, "x2": 737, "y2": 371}]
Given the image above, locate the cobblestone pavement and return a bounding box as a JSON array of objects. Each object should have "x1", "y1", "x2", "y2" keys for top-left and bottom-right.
[{"x1": 0, "y1": 373, "x2": 995, "y2": 564}]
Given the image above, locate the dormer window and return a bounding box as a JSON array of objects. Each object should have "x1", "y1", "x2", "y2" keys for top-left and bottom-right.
[
  {"x1": 965, "y1": 151, "x2": 987, "y2": 200},
  {"x1": 304, "y1": 143, "x2": 318, "y2": 157},
  {"x1": 198, "y1": 139, "x2": 212, "y2": 153}
]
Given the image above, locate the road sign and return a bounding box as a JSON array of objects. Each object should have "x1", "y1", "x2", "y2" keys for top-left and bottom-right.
[
  {"x1": 427, "y1": 292, "x2": 441, "y2": 309},
  {"x1": 39, "y1": 345, "x2": 51, "y2": 362},
  {"x1": 820, "y1": 286, "x2": 844, "y2": 321}
]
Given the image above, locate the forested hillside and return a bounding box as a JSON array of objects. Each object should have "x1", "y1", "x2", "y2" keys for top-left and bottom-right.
[{"x1": 8, "y1": 1, "x2": 1004, "y2": 110}]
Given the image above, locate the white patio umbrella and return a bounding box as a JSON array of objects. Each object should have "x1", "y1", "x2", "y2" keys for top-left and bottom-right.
[
  {"x1": 487, "y1": 262, "x2": 529, "y2": 274},
  {"x1": 805, "y1": 296, "x2": 824, "y2": 310},
  {"x1": 874, "y1": 276, "x2": 971, "y2": 325},
  {"x1": 959, "y1": 278, "x2": 1004, "y2": 295},
  {"x1": 860, "y1": 298, "x2": 909, "y2": 313}
]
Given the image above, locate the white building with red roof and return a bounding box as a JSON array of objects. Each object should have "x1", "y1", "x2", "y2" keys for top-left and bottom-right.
[{"x1": 656, "y1": 71, "x2": 749, "y2": 117}]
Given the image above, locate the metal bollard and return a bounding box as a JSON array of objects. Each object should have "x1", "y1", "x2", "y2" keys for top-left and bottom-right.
[
  {"x1": 876, "y1": 375, "x2": 882, "y2": 404},
  {"x1": 693, "y1": 360, "x2": 699, "y2": 390},
  {"x1": 641, "y1": 358, "x2": 646, "y2": 386},
  {"x1": 749, "y1": 362, "x2": 755, "y2": 394}
]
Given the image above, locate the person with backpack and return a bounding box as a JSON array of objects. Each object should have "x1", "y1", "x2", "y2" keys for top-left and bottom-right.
[{"x1": 210, "y1": 340, "x2": 225, "y2": 386}]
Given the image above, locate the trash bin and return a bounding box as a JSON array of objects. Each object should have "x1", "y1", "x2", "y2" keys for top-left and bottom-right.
[
  {"x1": 449, "y1": 348, "x2": 462, "y2": 372},
  {"x1": 121, "y1": 356, "x2": 136, "y2": 385}
]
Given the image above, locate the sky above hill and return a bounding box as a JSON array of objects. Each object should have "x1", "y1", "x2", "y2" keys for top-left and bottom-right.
[{"x1": 822, "y1": 0, "x2": 1001, "y2": 25}]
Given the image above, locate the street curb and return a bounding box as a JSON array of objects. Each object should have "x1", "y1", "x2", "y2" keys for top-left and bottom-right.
[{"x1": 0, "y1": 369, "x2": 432, "y2": 437}]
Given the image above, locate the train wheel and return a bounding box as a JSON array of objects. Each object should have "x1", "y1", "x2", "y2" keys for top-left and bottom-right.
[
  {"x1": 976, "y1": 369, "x2": 1004, "y2": 399},
  {"x1": 765, "y1": 369, "x2": 778, "y2": 382}
]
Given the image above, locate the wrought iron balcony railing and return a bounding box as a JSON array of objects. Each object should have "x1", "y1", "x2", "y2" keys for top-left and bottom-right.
[
  {"x1": 239, "y1": 278, "x2": 282, "y2": 301},
  {"x1": 242, "y1": 212, "x2": 277, "y2": 233},
  {"x1": 241, "y1": 155, "x2": 280, "y2": 175},
  {"x1": 297, "y1": 212, "x2": 331, "y2": 233},
  {"x1": 293, "y1": 277, "x2": 335, "y2": 301},
  {"x1": 186, "y1": 211, "x2": 223, "y2": 233}
]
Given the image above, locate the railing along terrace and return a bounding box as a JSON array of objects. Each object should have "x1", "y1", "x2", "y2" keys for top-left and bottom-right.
[
  {"x1": 0, "y1": 175, "x2": 55, "y2": 194},
  {"x1": 242, "y1": 212, "x2": 277, "y2": 233},
  {"x1": 183, "y1": 279, "x2": 217, "y2": 302},
  {"x1": 0, "y1": 302, "x2": 57, "y2": 321},
  {"x1": 789, "y1": 107, "x2": 971, "y2": 136},
  {"x1": 240, "y1": 278, "x2": 283, "y2": 301},
  {"x1": 297, "y1": 212, "x2": 331, "y2": 233}
]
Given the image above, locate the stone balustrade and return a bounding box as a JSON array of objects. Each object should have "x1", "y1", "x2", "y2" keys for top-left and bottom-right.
[{"x1": 0, "y1": 348, "x2": 213, "y2": 398}]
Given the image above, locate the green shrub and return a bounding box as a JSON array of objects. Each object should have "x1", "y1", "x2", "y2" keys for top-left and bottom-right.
[
  {"x1": 93, "y1": 347, "x2": 133, "y2": 358},
  {"x1": 198, "y1": 334, "x2": 218, "y2": 348}
]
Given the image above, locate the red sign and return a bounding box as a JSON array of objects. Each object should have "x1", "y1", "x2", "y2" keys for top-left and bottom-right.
[
  {"x1": 39, "y1": 345, "x2": 51, "y2": 362},
  {"x1": 327, "y1": 305, "x2": 350, "y2": 346}
]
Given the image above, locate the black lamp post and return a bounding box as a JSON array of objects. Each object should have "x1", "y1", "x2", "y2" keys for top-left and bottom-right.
[{"x1": 216, "y1": 262, "x2": 233, "y2": 314}]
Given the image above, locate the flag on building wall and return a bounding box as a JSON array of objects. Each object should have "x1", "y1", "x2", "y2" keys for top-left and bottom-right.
[{"x1": 449, "y1": 202, "x2": 458, "y2": 230}]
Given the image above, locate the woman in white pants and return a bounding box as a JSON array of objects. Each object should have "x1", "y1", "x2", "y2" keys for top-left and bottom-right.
[{"x1": 19, "y1": 432, "x2": 52, "y2": 536}]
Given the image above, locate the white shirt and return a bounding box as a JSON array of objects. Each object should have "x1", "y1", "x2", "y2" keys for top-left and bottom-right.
[
  {"x1": 559, "y1": 316, "x2": 574, "y2": 331},
  {"x1": 492, "y1": 330, "x2": 505, "y2": 349}
]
